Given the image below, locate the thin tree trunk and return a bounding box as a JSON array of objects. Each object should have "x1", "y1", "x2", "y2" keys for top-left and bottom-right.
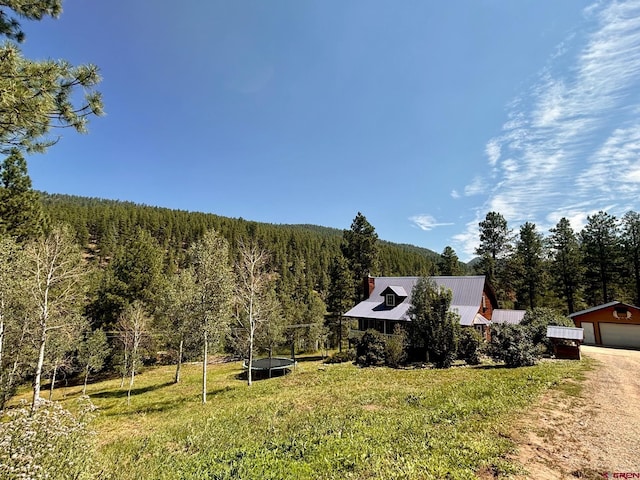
[
  {"x1": 120, "y1": 349, "x2": 128, "y2": 388},
  {"x1": 32, "y1": 325, "x2": 47, "y2": 413},
  {"x1": 338, "y1": 316, "x2": 342, "y2": 353},
  {"x1": 127, "y1": 358, "x2": 135, "y2": 406},
  {"x1": 248, "y1": 297, "x2": 254, "y2": 387},
  {"x1": 174, "y1": 336, "x2": 183, "y2": 384},
  {"x1": 202, "y1": 330, "x2": 208, "y2": 404},
  {"x1": 2, "y1": 319, "x2": 28, "y2": 407},
  {"x1": 83, "y1": 366, "x2": 90, "y2": 395},
  {"x1": 0, "y1": 314, "x2": 4, "y2": 386},
  {"x1": 49, "y1": 364, "x2": 57, "y2": 401},
  {"x1": 248, "y1": 331, "x2": 253, "y2": 387}
]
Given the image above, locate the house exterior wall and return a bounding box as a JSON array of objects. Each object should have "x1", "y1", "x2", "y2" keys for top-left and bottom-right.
[
  {"x1": 572, "y1": 304, "x2": 640, "y2": 347},
  {"x1": 478, "y1": 287, "x2": 495, "y2": 320}
]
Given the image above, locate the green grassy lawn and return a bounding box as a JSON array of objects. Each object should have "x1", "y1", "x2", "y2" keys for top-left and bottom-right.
[{"x1": 40, "y1": 356, "x2": 589, "y2": 480}]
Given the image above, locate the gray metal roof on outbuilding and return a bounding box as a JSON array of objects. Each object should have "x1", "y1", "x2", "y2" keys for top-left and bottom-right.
[
  {"x1": 547, "y1": 326, "x2": 584, "y2": 341},
  {"x1": 568, "y1": 301, "x2": 622, "y2": 318}
]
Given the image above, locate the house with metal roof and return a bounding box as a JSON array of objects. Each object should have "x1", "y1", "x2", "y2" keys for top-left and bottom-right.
[
  {"x1": 344, "y1": 275, "x2": 524, "y2": 341},
  {"x1": 492, "y1": 309, "x2": 526, "y2": 325}
]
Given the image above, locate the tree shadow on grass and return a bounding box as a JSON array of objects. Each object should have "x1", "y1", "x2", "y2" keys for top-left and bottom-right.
[
  {"x1": 91, "y1": 381, "x2": 175, "y2": 399},
  {"x1": 472, "y1": 364, "x2": 510, "y2": 370},
  {"x1": 100, "y1": 385, "x2": 235, "y2": 417}
]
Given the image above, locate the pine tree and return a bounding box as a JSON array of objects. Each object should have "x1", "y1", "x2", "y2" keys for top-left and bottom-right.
[
  {"x1": 512, "y1": 222, "x2": 545, "y2": 310},
  {"x1": 475, "y1": 211, "x2": 513, "y2": 306},
  {"x1": 549, "y1": 218, "x2": 583, "y2": 314},
  {"x1": 0, "y1": 150, "x2": 43, "y2": 241},
  {"x1": 89, "y1": 227, "x2": 165, "y2": 328},
  {"x1": 326, "y1": 255, "x2": 354, "y2": 352},
  {"x1": 580, "y1": 211, "x2": 620, "y2": 304},
  {"x1": 341, "y1": 212, "x2": 379, "y2": 300},
  {"x1": 620, "y1": 211, "x2": 640, "y2": 305},
  {"x1": 439, "y1": 246, "x2": 462, "y2": 276},
  {"x1": 0, "y1": 2, "x2": 103, "y2": 156}
]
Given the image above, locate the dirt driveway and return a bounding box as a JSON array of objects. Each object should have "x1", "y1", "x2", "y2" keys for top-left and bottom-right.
[{"x1": 512, "y1": 346, "x2": 640, "y2": 479}]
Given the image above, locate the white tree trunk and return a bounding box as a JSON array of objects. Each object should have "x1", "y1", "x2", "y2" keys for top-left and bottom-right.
[
  {"x1": 120, "y1": 348, "x2": 128, "y2": 388},
  {"x1": 0, "y1": 315, "x2": 4, "y2": 386},
  {"x1": 174, "y1": 336, "x2": 183, "y2": 384},
  {"x1": 248, "y1": 296, "x2": 254, "y2": 387},
  {"x1": 49, "y1": 364, "x2": 57, "y2": 401},
  {"x1": 32, "y1": 325, "x2": 47, "y2": 412},
  {"x1": 202, "y1": 330, "x2": 208, "y2": 404},
  {"x1": 83, "y1": 365, "x2": 90, "y2": 395},
  {"x1": 127, "y1": 361, "x2": 135, "y2": 406}
]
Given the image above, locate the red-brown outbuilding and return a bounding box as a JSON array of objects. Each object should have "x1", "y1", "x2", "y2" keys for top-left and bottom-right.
[{"x1": 569, "y1": 301, "x2": 640, "y2": 349}]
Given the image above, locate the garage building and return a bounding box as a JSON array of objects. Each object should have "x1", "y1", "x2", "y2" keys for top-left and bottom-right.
[{"x1": 569, "y1": 301, "x2": 640, "y2": 349}]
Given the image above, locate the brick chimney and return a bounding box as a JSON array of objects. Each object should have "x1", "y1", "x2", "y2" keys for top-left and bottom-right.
[{"x1": 363, "y1": 276, "x2": 375, "y2": 300}]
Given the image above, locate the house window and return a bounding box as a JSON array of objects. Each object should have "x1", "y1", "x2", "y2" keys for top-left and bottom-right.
[{"x1": 385, "y1": 294, "x2": 395, "y2": 307}]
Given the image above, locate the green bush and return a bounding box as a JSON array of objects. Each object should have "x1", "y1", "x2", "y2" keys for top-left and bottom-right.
[
  {"x1": 408, "y1": 278, "x2": 460, "y2": 368},
  {"x1": 458, "y1": 328, "x2": 483, "y2": 365},
  {"x1": 520, "y1": 307, "x2": 575, "y2": 353},
  {"x1": 490, "y1": 324, "x2": 541, "y2": 368},
  {"x1": 0, "y1": 397, "x2": 96, "y2": 480},
  {"x1": 385, "y1": 325, "x2": 408, "y2": 367},
  {"x1": 325, "y1": 350, "x2": 355, "y2": 364},
  {"x1": 355, "y1": 329, "x2": 387, "y2": 367}
]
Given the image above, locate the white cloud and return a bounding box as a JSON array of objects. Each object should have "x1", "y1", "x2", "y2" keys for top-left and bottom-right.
[
  {"x1": 450, "y1": 189, "x2": 460, "y2": 199},
  {"x1": 453, "y1": 0, "x2": 640, "y2": 242},
  {"x1": 452, "y1": 219, "x2": 481, "y2": 261},
  {"x1": 485, "y1": 139, "x2": 501, "y2": 167},
  {"x1": 463, "y1": 176, "x2": 484, "y2": 196},
  {"x1": 409, "y1": 214, "x2": 454, "y2": 231}
]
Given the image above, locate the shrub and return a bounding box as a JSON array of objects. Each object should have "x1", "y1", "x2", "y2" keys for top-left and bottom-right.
[
  {"x1": 325, "y1": 350, "x2": 355, "y2": 364},
  {"x1": 408, "y1": 278, "x2": 460, "y2": 368},
  {"x1": 385, "y1": 325, "x2": 408, "y2": 367},
  {"x1": 520, "y1": 307, "x2": 575, "y2": 353},
  {"x1": 490, "y1": 324, "x2": 541, "y2": 368},
  {"x1": 0, "y1": 397, "x2": 96, "y2": 480},
  {"x1": 355, "y1": 329, "x2": 387, "y2": 367},
  {"x1": 457, "y1": 328, "x2": 483, "y2": 365}
]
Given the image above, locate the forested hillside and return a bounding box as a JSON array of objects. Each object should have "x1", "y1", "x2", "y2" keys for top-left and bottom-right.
[{"x1": 40, "y1": 192, "x2": 446, "y2": 294}]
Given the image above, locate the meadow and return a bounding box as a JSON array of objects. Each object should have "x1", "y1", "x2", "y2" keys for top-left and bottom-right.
[{"x1": 41, "y1": 356, "x2": 588, "y2": 480}]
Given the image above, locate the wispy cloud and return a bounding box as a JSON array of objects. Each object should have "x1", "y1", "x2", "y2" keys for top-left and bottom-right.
[
  {"x1": 485, "y1": 139, "x2": 501, "y2": 167},
  {"x1": 409, "y1": 214, "x2": 454, "y2": 231},
  {"x1": 454, "y1": 0, "x2": 640, "y2": 258},
  {"x1": 450, "y1": 189, "x2": 460, "y2": 199},
  {"x1": 463, "y1": 176, "x2": 484, "y2": 196}
]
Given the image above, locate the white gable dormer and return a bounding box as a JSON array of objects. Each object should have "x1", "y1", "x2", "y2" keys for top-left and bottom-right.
[{"x1": 380, "y1": 285, "x2": 407, "y2": 308}]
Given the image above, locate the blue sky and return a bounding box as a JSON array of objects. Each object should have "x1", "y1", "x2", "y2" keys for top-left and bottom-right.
[{"x1": 17, "y1": 0, "x2": 640, "y2": 260}]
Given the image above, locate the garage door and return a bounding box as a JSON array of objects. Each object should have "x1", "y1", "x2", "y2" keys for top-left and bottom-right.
[
  {"x1": 599, "y1": 323, "x2": 640, "y2": 349},
  {"x1": 582, "y1": 322, "x2": 595, "y2": 344}
]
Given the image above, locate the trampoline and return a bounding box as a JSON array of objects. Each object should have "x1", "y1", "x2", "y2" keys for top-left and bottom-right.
[{"x1": 242, "y1": 357, "x2": 297, "y2": 378}]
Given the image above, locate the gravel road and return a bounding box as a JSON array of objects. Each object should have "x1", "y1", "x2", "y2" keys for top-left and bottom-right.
[{"x1": 511, "y1": 346, "x2": 640, "y2": 479}]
